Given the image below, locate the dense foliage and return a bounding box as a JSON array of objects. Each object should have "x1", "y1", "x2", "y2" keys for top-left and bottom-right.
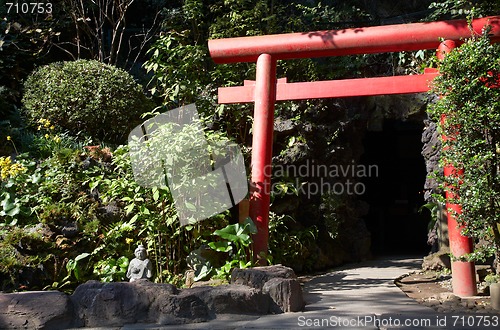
[
  {"x1": 428, "y1": 0, "x2": 500, "y2": 20},
  {"x1": 2, "y1": 0, "x2": 500, "y2": 291},
  {"x1": 0, "y1": 135, "x2": 231, "y2": 290},
  {"x1": 428, "y1": 30, "x2": 500, "y2": 271},
  {"x1": 22, "y1": 60, "x2": 153, "y2": 144}
]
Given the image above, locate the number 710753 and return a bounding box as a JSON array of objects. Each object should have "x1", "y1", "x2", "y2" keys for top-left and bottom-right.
[{"x1": 6, "y1": 2, "x2": 53, "y2": 14}]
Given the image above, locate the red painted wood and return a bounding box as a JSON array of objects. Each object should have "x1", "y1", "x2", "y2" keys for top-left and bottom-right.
[
  {"x1": 219, "y1": 70, "x2": 439, "y2": 104},
  {"x1": 209, "y1": 16, "x2": 500, "y2": 64},
  {"x1": 248, "y1": 54, "x2": 276, "y2": 264}
]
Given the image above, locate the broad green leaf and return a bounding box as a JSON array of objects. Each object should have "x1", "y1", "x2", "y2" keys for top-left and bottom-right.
[
  {"x1": 66, "y1": 259, "x2": 77, "y2": 271},
  {"x1": 124, "y1": 203, "x2": 135, "y2": 214},
  {"x1": 117, "y1": 256, "x2": 129, "y2": 268},
  {"x1": 185, "y1": 202, "x2": 197, "y2": 212},
  {"x1": 75, "y1": 253, "x2": 90, "y2": 262},
  {"x1": 5, "y1": 204, "x2": 20, "y2": 217},
  {"x1": 152, "y1": 187, "x2": 160, "y2": 202},
  {"x1": 194, "y1": 263, "x2": 213, "y2": 281},
  {"x1": 208, "y1": 241, "x2": 232, "y2": 252}
]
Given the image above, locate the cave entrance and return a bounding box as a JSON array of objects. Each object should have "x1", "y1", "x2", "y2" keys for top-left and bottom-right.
[{"x1": 360, "y1": 118, "x2": 430, "y2": 256}]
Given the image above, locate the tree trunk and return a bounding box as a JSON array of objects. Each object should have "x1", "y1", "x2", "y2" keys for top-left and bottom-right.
[{"x1": 492, "y1": 224, "x2": 500, "y2": 274}]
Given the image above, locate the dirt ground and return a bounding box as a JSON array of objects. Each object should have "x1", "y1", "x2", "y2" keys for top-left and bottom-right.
[
  {"x1": 396, "y1": 270, "x2": 500, "y2": 314},
  {"x1": 396, "y1": 270, "x2": 451, "y2": 300}
]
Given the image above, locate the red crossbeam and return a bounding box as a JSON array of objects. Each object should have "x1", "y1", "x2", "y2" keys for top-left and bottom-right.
[
  {"x1": 219, "y1": 69, "x2": 439, "y2": 104},
  {"x1": 209, "y1": 16, "x2": 500, "y2": 64}
]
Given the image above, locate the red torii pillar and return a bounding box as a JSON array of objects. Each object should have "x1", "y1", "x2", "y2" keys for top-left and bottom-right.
[
  {"x1": 250, "y1": 54, "x2": 277, "y2": 260},
  {"x1": 437, "y1": 40, "x2": 477, "y2": 297},
  {"x1": 208, "y1": 16, "x2": 500, "y2": 295}
]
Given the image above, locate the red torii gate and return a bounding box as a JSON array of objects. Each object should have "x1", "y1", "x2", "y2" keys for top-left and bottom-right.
[{"x1": 208, "y1": 16, "x2": 500, "y2": 296}]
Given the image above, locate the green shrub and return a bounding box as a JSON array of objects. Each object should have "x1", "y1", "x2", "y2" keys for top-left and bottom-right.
[{"x1": 22, "y1": 60, "x2": 153, "y2": 144}]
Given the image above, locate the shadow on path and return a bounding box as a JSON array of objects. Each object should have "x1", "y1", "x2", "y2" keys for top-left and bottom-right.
[{"x1": 302, "y1": 256, "x2": 427, "y2": 315}]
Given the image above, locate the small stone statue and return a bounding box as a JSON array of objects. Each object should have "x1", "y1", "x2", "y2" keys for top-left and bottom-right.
[{"x1": 126, "y1": 245, "x2": 153, "y2": 282}]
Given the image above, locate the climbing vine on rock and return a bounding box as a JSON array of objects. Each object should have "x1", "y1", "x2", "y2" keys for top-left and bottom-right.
[{"x1": 428, "y1": 28, "x2": 500, "y2": 273}]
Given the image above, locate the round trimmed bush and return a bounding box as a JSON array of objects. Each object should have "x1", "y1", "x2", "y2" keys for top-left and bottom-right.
[{"x1": 22, "y1": 60, "x2": 153, "y2": 144}]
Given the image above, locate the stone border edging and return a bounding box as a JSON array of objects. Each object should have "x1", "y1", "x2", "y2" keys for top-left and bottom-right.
[{"x1": 0, "y1": 265, "x2": 303, "y2": 329}]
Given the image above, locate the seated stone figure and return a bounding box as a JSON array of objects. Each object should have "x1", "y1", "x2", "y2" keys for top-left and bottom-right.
[{"x1": 126, "y1": 245, "x2": 153, "y2": 282}]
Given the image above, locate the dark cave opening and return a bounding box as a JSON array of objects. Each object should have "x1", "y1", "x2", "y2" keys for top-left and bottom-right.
[{"x1": 360, "y1": 119, "x2": 431, "y2": 256}]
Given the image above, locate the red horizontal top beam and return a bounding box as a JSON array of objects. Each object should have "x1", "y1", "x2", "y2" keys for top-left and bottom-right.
[
  {"x1": 218, "y1": 69, "x2": 439, "y2": 103},
  {"x1": 209, "y1": 16, "x2": 500, "y2": 64}
]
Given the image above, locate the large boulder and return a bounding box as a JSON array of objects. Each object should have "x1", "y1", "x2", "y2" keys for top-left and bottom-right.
[
  {"x1": 0, "y1": 291, "x2": 73, "y2": 329},
  {"x1": 231, "y1": 265, "x2": 296, "y2": 290},
  {"x1": 155, "y1": 287, "x2": 210, "y2": 325},
  {"x1": 70, "y1": 280, "x2": 209, "y2": 327},
  {"x1": 231, "y1": 265, "x2": 304, "y2": 313},
  {"x1": 71, "y1": 279, "x2": 274, "y2": 327},
  {"x1": 422, "y1": 249, "x2": 451, "y2": 271},
  {"x1": 263, "y1": 278, "x2": 304, "y2": 313},
  {"x1": 188, "y1": 285, "x2": 270, "y2": 316}
]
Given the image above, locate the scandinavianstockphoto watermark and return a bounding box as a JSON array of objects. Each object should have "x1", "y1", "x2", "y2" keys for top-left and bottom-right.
[
  {"x1": 257, "y1": 160, "x2": 379, "y2": 198},
  {"x1": 297, "y1": 314, "x2": 500, "y2": 328},
  {"x1": 128, "y1": 104, "x2": 249, "y2": 225},
  {"x1": 128, "y1": 104, "x2": 379, "y2": 223}
]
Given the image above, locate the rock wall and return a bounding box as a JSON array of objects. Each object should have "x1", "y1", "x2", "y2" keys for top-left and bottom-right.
[
  {"x1": 0, "y1": 291, "x2": 73, "y2": 330},
  {"x1": 421, "y1": 118, "x2": 449, "y2": 252},
  {"x1": 421, "y1": 119, "x2": 442, "y2": 202},
  {"x1": 271, "y1": 94, "x2": 432, "y2": 270},
  {"x1": 271, "y1": 97, "x2": 373, "y2": 271}
]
